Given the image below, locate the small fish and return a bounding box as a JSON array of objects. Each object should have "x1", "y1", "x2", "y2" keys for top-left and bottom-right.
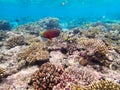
[{"x1": 40, "y1": 29, "x2": 60, "y2": 40}]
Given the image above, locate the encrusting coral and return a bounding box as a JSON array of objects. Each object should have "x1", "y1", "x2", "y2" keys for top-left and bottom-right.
[
  {"x1": 30, "y1": 62, "x2": 63, "y2": 90},
  {"x1": 18, "y1": 42, "x2": 49, "y2": 64},
  {"x1": 6, "y1": 35, "x2": 25, "y2": 49}
]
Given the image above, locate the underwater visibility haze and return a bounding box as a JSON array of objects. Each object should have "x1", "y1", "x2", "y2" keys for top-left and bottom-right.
[{"x1": 0, "y1": 0, "x2": 120, "y2": 90}]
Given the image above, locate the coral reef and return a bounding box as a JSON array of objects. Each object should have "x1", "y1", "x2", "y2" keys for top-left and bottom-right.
[
  {"x1": 30, "y1": 62, "x2": 63, "y2": 90},
  {"x1": 0, "y1": 18, "x2": 120, "y2": 90},
  {"x1": 0, "y1": 20, "x2": 11, "y2": 30},
  {"x1": 5, "y1": 35, "x2": 25, "y2": 49}
]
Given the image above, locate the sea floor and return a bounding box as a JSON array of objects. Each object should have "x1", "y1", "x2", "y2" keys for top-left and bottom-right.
[{"x1": 0, "y1": 17, "x2": 120, "y2": 90}]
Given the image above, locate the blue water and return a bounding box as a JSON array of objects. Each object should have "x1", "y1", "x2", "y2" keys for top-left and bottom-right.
[{"x1": 0, "y1": 0, "x2": 120, "y2": 23}]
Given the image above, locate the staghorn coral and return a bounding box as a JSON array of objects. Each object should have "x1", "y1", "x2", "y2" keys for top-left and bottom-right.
[
  {"x1": 18, "y1": 42, "x2": 49, "y2": 64},
  {"x1": 6, "y1": 35, "x2": 25, "y2": 49},
  {"x1": 87, "y1": 80, "x2": 120, "y2": 90},
  {"x1": 31, "y1": 62, "x2": 63, "y2": 90}
]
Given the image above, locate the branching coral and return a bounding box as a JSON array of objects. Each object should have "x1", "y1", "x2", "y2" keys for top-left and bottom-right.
[
  {"x1": 30, "y1": 62, "x2": 63, "y2": 90},
  {"x1": 6, "y1": 35, "x2": 25, "y2": 49},
  {"x1": 18, "y1": 42, "x2": 49, "y2": 64}
]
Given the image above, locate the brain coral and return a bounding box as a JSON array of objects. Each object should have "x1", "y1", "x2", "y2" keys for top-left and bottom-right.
[
  {"x1": 6, "y1": 35, "x2": 25, "y2": 49},
  {"x1": 31, "y1": 62, "x2": 63, "y2": 90},
  {"x1": 18, "y1": 42, "x2": 49, "y2": 64}
]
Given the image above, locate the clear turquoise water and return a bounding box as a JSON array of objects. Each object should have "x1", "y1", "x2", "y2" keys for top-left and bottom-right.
[{"x1": 0, "y1": 0, "x2": 120, "y2": 22}]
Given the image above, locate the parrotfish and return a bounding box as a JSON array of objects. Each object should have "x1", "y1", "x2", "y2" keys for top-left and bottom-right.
[{"x1": 40, "y1": 29, "x2": 60, "y2": 40}]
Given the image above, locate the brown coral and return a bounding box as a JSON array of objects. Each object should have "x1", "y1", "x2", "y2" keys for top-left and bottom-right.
[
  {"x1": 0, "y1": 67, "x2": 5, "y2": 81},
  {"x1": 71, "y1": 80, "x2": 120, "y2": 90},
  {"x1": 71, "y1": 85, "x2": 86, "y2": 90},
  {"x1": 31, "y1": 62, "x2": 63, "y2": 90},
  {"x1": 87, "y1": 80, "x2": 120, "y2": 90},
  {"x1": 6, "y1": 35, "x2": 25, "y2": 49},
  {"x1": 18, "y1": 42, "x2": 49, "y2": 64}
]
